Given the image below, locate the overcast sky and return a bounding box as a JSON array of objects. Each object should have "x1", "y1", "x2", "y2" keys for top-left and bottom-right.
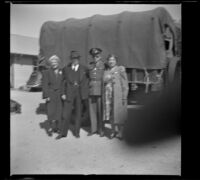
[{"x1": 11, "y1": 4, "x2": 181, "y2": 38}]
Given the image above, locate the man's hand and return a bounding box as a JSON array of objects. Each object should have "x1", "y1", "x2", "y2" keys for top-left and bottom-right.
[
  {"x1": 46, "y1": 97, "x2": 50, "y2": 102},
  {"x1": 61, "y1": 94, "x2": 66, "y2": 100}
]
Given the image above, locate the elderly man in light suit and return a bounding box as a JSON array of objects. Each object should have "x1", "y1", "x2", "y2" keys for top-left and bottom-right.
[{"x1": 42, "y1": 55, "x2": 63, "y2": 136}]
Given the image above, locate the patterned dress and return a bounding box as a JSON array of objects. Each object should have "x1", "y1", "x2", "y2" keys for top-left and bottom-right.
[{"x1": 103, "y1": 66, "x2": 129, "y2": 125}]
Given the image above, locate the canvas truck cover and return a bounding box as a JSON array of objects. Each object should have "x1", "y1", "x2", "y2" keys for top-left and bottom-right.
[{"x1": 39, "y1": 7, "x2": 177, "y2": 69}]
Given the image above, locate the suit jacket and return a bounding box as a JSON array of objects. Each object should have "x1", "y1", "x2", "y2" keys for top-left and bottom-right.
[
  {"x1": 61, "y1": 63, "x2": 89, "y2": 101},
  {"x1": 42, "y1": 68, "x2": 63, "y2": 99}
]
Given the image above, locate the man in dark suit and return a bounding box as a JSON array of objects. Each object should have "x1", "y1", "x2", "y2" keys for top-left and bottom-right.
[
  {"x1": 42, "y1": 55, "x2": 63, "y2": 136},
  {"x1": 56, "y1": 51, "x2": 89, "y2": 139}
]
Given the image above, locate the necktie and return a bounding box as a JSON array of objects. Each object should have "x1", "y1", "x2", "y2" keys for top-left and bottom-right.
[
  {"x1": 72, "y1": 65, "x2": 75, "y2": 71},
  {"x1": 74, "y1": 65, "x2": 78, "y2": 71},
  {"x1": 72, "y1": 64, "x2": 79, "y2": 71}
]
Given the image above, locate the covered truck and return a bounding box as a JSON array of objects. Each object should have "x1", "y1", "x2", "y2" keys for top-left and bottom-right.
[{"x1": 36, "y1": 7, "x2": 181, "y2": 102}]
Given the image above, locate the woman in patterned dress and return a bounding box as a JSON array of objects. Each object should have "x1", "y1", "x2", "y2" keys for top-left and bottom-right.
[{"x1": 103, "y1": 54, "x2": 129, "y2": 139}]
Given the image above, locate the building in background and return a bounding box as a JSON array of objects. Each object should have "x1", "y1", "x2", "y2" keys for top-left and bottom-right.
[{"x1": 10, "y1": 34, "x2": 39, "y2": 89}]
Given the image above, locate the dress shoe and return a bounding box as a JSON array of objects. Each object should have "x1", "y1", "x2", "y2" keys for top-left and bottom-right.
[
  {"x1": 53, "y1": 128, "x2": 59, "y2": 133},
  {"x1": 116, "y1": 133, "x2": 123, "y2": 140},
  {"x1": 75, "y1": 133, "x2": 80, "y2": 138},
  {"x1": 55, "y1": 134, "x2": 66, "y2": 140},
  {"x1": 39, "y1": 122, "x2": 44, "y2": 128},
  {"x1": 55, "y1": 129, "x2": 61, "y2": 134},
  {"x1": 99, "y1": 131, "x2": 105, "y2": 137},
  {"x1": 118, "y1": 136, "x2": 123, "y2": 140},
  {"x1": 46, "y1": 129, "x2": 53, "y2": 137},
  {"x1": 87, "y1": 132, "x2": 97, "y2": 136},
  {"x1": 110, "y1": 132, "x2": 116, "y2": 139}
]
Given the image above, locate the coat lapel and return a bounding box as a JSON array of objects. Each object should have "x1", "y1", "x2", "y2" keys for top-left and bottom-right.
[
  {"x1": 79, "y1": 65, "x2": 84, "y2": 82},
  {"x1": 56, "y1": 69, "x2": 62, "y2": 84},
  {"x1": 49, "y1": 68, "x2": 63, "y2": 86},
  {"x1": 49, "y1": 68, "x2": 56, "y2": 84},
  {"x1": 65, "y1": 64, "x2": 73, "y2": 82},
  {"x1": 63, "y1": 63, "x2": 72, "y2": 81}
]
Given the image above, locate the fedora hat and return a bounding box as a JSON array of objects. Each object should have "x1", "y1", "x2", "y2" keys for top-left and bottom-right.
[{"x1": 70, "y1": 51, "x2": 81, "y2": 59}]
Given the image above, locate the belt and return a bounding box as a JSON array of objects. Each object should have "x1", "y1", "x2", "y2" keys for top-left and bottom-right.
[
  {"x1": 90, "y1": 79, "x2": 101, "y2": 82},
  {"x1": 50, "y1": 88, "x2": 60, "y2": 91},
  {"x1": 69, "y1": 81, "x2": 79, "y2": 86}
]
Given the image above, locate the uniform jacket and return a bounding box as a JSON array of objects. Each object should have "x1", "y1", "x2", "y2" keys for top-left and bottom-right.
[
  {"x1": 61, "y1": 63, "x2": 89, "y2": 101},
  {"x1": 42, "y1": 68, "x2": 63, "y2": 99},
  {"x1": 88, "y1": 59, "x2": 105, "y2": 96}
]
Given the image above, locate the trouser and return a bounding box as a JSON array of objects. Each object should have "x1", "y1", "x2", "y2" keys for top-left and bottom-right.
[
  {"x1": 47, "y1": 120, "x2": 58, "y2": 132},
  {"x1": 46, "y1": 91, "x2": 62, "y2": 131},
  {"x1": 60, "y1": 89, "x2": 82, "y2": 136},
  {"x1": 112, "y1": 124, "x2": 123, "y2": 133},
  {"x1": 81, "y1": 99, "x2": 90, "y2": 125},
  {"x1": 89, "y1": 96, "x2": 103, "y2": 133}
]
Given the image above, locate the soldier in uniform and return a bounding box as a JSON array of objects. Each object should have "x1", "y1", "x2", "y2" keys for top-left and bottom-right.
[{"x1": 87, "y1": 48, "x2": 105, "y2": 137}]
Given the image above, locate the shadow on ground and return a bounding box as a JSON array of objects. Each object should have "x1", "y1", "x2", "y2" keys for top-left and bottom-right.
[
  {"x1": 39, "y1": 112, "x2": 114, "y2": 139},
  {"x1": 38, "y1": 105, "x2": 91, "y2": 137},
  {"x1": 123, "y1": 81, "x2": 181, "y2": 146},
  {"x1": 36, "y1": 103, "x2": 46, "y2": 115},
  {"x1": 81, "y1": 124, "x2": 113, "y2": 139},
  {"x1": 37, "y1": 100, "x2": 114, "y2": 138},
  {"x1": 36, "y1": 84, "x2": 181, "y2": 143}
]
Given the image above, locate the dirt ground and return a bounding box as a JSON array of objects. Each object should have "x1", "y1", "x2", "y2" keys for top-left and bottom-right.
[{"x1": 10, "y1": 90, "x2": 181, "y2": 175}]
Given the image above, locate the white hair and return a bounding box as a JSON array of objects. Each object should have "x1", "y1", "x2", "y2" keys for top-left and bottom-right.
[{"x1": 48, "y1": 55, "x2": 60, "y2": 63}]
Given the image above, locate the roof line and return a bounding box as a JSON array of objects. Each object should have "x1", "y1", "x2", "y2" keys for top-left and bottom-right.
[{"x1": 11, "y1": 33, "x2": 38, "y2": 39}]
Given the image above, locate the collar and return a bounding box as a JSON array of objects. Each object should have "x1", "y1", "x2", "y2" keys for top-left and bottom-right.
[{"x1": 72, "y1": 64, "x2": 79, "y2": 71}]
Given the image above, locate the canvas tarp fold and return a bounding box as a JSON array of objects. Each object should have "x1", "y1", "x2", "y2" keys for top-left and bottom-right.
[{"x1": 39, "y1": 7, "x2": 177, "y2": 69}]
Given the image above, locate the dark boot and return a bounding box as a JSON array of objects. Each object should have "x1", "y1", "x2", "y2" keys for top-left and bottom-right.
[
  {"x1": 74, "y1": 131, "x2": 80, "y2": 138},
  {"x1": 110, "y1": 132, "x2": 117, "y2": 139},
  {"x1": 87, "y1": 130, "x2": 97, "y2": 136},
  {"x1": 55, "y1": 134, "x2": 67, "y2": 140},
  {"x1": 99, "y1": 130, "x2": 105, "y2": 137},
  {"x1": 75, "y1": 134, "x2": 80, "y2": 138},
  {"x1": 99, "y1": 122, "x2": 105, "y2": 137},
  {"x1": 46, "y1": 129, "x2": 53, "y2": 137},
  {"x1": 110, "y1": 124, "x2": 117, "y2": 139},
  {"x1": 116, "y1": 125, "x2": 124, "y2": 140},
  {"x1": 74, "y1": 128, "x2": 80, "y2": 138}
]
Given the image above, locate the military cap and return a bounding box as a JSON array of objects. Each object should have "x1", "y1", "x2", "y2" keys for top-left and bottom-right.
[
  {"x1": 70, "y1": 51, "x2": 81, "y2": 59},
  {"x1": 89, "y1": 48, "x2": 102, "y2": 56}
]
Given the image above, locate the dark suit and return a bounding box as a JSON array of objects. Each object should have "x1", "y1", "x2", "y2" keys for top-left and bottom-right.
[
  {"x1": 42, "y1": 68, "x2": 63, "y2": 131},
  {"x1": 60, "y1": 63, "x2": 89, "y2": 136}
]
